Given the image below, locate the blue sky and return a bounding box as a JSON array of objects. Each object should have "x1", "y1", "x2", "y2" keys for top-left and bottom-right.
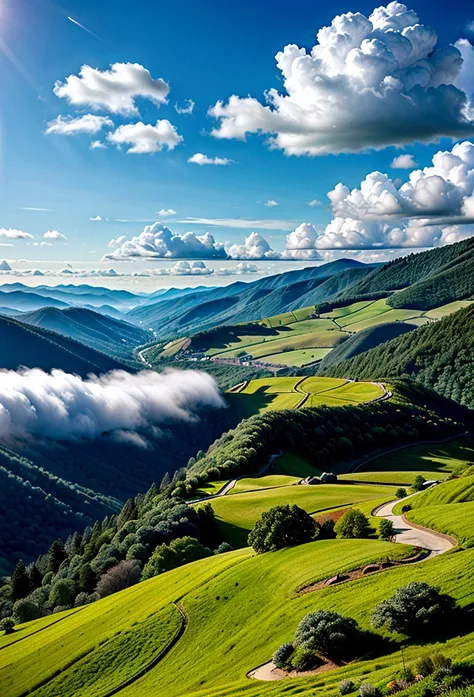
[{"x1": 1, "y1": 0, "x2": 474, "y2": 279}]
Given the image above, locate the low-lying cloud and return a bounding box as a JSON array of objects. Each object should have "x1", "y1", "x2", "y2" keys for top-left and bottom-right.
[{"x1": 0, "y1": 368, "x2": 225, "y2": 442}]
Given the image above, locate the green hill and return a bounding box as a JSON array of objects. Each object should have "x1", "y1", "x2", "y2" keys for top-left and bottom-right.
[{"x1": 323, "y1": 305, "x2": 474, "y2": 408}]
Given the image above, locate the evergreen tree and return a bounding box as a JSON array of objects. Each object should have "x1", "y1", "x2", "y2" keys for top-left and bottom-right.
[
  {"x1": 47, "y1": 540, "x2": 67, "y2": 574},
  {"x1": 159, "y1": 472, "x2": 171, "y2": 492},
  {"x1": 28, "y1": 563, "x2": 43, "y2": 592},
  {"x1": 116, "y1": 499, "x2": 138, "y2": 529},
  {"x1": 11, "y1": 561, "x2": 30, "y2": 602},
  {"x1": 78, "y1": 564, "x2": 97, "y2": 594}
]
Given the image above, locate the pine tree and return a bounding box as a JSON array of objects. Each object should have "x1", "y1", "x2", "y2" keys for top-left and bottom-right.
[
  {"x1": 47, "y1": 540, "x2": 67, "y2": 574},
  {"x1": 116, "y1": 499, "x2": 138, "y2": 529},
  {"x1": 159, "y1": 472, "x2": 171, "y2": 492},
  {"x1": 11, "y1": 561, "x2": 30, "y2": 601},
  {"x1": 28, "y1": 563, "x2": 43, "y2": 592},
  {"x1": 78, "y1": 563, "x2": 97, "y2": 594}
]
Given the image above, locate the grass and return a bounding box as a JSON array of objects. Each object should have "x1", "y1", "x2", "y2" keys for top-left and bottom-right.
[
  {"x1": 196, "y1": 480, "x2": 227, "y2": 496},
  {"x1": 274, "y1": 451, "x2": 323, "y2": 478},
  {"x1": 425, "y1": 300, "x2": 474, "y2": 319},
  {"x1": 9, "y1": 536, "x2": 474, "y2": 697},
  {"x1": 358, "y1": 437, "x2": 474, "y2": 478},
  {"x1": 209, "y1": 482, "x2": 399, "y2": 547},
  {"x1": 407, "y1": 502, "x2": 474, "y2": 548},
  {"x1": 230, "y1": 474, "x2": 300, "y2": 494},
  {"x1": 228, "y1": 376, "x2": 385, "y2": 416},
  {"x1": 339, "y1": 471, "x2": 439, "y2": 485},
  {"x1": 262, "y1": 348, "x2": 332, "y2": 366}
]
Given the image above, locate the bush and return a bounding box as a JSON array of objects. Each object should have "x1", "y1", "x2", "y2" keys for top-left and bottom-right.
[
  {"x1": 273, "y1": 642, "x2": 295, "y2": 669},
  {"x1": 248, "y1": 504, "x2": 317, "y2": 553},
  {"x1": 340, "y1": 679, "x2": 356, "y2": 695},
  {"x1": 13, "y1": 599, "x2": 41, "y2": 624},
  {"x1": 319, "y1": 519, "x2": 336, "y2": 539},
  {"x1": 396, "y1": 488, "x2": 408, "y2": 499},
  {"x1": 0, "y1": 617, "x2": 15, "y2": 635},
  {"x1": 41, "y1": 571, "x2": 54, "y2": 587},
  {"x1": 290, "y1": 647, "x2": 318, "y2": 672},
  {"x1": 215, "y1": 542, "x2": 233, "y2": 554},
  {"x1": 371, "y1": 582, "x2": 457, "y2": 637},
  {"x1": 379, "y1": 518, "x2": 395, "y2": 541},
  {"x1": 294, "y1": 610, "x2": 361, "y2": 660},
  {"x1": 359, "y1": 684, "x2": 381, "y2": 697},
  {"x1": 335, "y1": 510, "x2": 372, "y2": 539},
  {"x1": 412, "y1": 475, "x2": 426, "y2": 492},
  {"x1": 96, "y1": 561, "x2": 141, "y2": 598}
]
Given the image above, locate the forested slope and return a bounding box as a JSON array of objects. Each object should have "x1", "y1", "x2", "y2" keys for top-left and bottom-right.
[{"x1": 324, "y1": 306, "x2": 474, "y2": 408}]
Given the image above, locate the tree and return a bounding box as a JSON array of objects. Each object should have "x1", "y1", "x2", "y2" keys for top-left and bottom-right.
[
  {"x1": 116, "y1": 499, "x2": 138, "y2": 529},
  {"x1": 248, "y1": 505, "x2": 317, "y2": 553},
  {"x1": 141, "y1": 537, "x2": 212, "y2": 580},
  {"x1": 335, "y1": 510, "x2": 372, "y2": 539},
  {"x1": 371, "y1": 582, "x2": 457, "y2": 637},
  {"x1": 47, "y1": 540, "x2": 67, "y2": 574},
  {"x1": 78, "y1": 564, "x2": 97, "y2": 594},
  {"x1": 49, "y1": 579, "x2": 76, "y2": 609},
  {"x1": 11, "y1": 561, "x2": 30, "y2": 602},
  {"x1": 13, "y1": 599, "x2": 41, "y2": 624},
  {"x1": 0, "y1": 617, "x2": 15, "y2": 635},
  {"x1": 96, "y1": 561, "x2": 140, "y2": 598},
  {"x1": 294, "y1": 610, "x2": 361, "y2": 661},
  {"x1": 273, "y1": 642, "x2": 295, "y2": 669},
  {"x1": 396, "y1": 488, "x2": 408, "y2": 499},
  {"x1": 412, "y1": 475, "x2": 426, "y2": 492},
  {"x1": 379, "y1": 519, "x2": 395, "y2": 541},
  {"x1": 160, "y1": 472, "x2": 171, "y2": 492},
  {"x1": 28, "y1": 564, "x2": 43, "y2": 592}
]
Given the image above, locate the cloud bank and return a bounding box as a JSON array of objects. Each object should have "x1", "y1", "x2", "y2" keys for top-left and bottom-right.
[
  {"x1": 209, "y1": 2, "x2": 474, "y2": 155},
  {"x1": 0, "y1": 368, "x2": 225, "y2": 442},
  {"x1": 0, "y1": 229, "x2": 33, "y2": 240},
  {"x1": 107, "y1": 120, "x2": 183, "y2": 153}
]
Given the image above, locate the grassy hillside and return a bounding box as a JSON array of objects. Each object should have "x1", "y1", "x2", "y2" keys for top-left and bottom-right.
[
  {"x1": 20, "y1": 307, "x2": 150, "y2": 360},
  {"x1": 0, "y1": 315, "x2": 129, "y2": 375},
  {"x1": 323, "y1": 305, "x2": 474, "y2": 408}
]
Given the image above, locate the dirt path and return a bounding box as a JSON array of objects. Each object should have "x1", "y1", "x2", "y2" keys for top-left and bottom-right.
[{"x1": 373, "y1": 497, "x2": 456, "y2": 558}]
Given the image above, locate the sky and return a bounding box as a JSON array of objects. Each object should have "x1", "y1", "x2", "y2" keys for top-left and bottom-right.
[{"x1": 1, "y1": 0, "x2": 474, "y2": 288}]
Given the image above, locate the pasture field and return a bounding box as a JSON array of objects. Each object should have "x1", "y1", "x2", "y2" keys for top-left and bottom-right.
[
  {"x1": 227, "y1": 376, "x2": 385, "y2": 415},
  {"x1": 339, "y1": 470, "x2": 439, "y2": 485},
  {"x1": 5, "y1": 536, "x2": 474, "y2": 697},
  {"x1": 425, "y1": 300, "x2": 474, "y2": 319},
  {"x1": 273, "y1": 451, "x2": 322, "y2": 478},
  {"x1": 195, "y1": 480, "x2": 227, "y2": 496},
  {"x1": 229, "y1": 474, "x2": 300, "y2": 494},
  {"x1": 358, "y1": 437, "x2": 474, "y2": 478},
  {"x1": 209, "y1": 482, "x2": 399, "y2": 547},
  {"x1": 407, "y1": 501, "x2": 474, "y2": 548},
  {"x1": 262, "y1": 347, "x2": 332, "y2": 366}
]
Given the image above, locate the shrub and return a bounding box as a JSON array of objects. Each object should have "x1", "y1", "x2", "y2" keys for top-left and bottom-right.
[
  {"x1": 0, "y1": 617, "x2": 15, "y2": 635},
  {"x1": 396, "y1": 488, "x2": 408, "y2": 499},
  {"x1": 401, "y1": 504, "x2": 412, "y2": 513},
  {"x1": 371, "y1": 582, "x2": 457, "y2": 637},
  {"x1": 215, "y1": 542, "x2": 233, "y2": 554},
  {"x1": 359, "y1": 684, "x2": 381, "y2": 697},
  {"x1": 294, "y1": 610, "x2": 361, "y2": 660},
  {"x1": 290, "y1": 647, "x2": 318, "y2": 672},
  {"x1": 340, "y1": 679, "x2": 356, "y2": 695},
  {"x1": 248, "y1": 504, "x2": 316, "y2": 553},
  {"x1": 412, "y1": 475, "x2": 426, "y2": 492},
  {"x1": 320, "y1": 519, "x2": 336, "y2": 539},
  {"x1": 379, "y1": 519, "x2": 395, "y2": 541},
  {"x1": 41, "y1": 571, "x2": 54, "y2": 587},
  {"x1": 13, "y1": 599, "x2": 41, "y2": 623},
  {"x1": 335, "y1": 510, "x2": 372, "y2": 539},
  {"x1": 96, "y1": 561, "x2": 141, "y2": 598},
  {"x1": 273, "y1": 642, "x2": 295, "y2": 669}
]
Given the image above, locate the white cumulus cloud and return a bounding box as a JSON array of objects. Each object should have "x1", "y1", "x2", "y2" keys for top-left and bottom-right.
[
  {"x1": 187, "y1": 153, "x2": 232, "y2": 165},
  {"x1": 44, "y1": 230, "x2": 67, "y2": 241},
  {"x1": 53, "y1": 62, "x2": 169, "y2": 115},
  {"x1": 0, "y1": 368, "x2": 225, "y2": 442},
  {"x1": 226, "y1": 231, "x2": 281, "y2": 260},
  {"x1": 45, "y1": 114, "x2": 113, "y2": 135},
  {"x1": 209, "y1": 2, "x2": 474, "y2": 155},
  {"x1": 264, "y1": 199, "x2": 279, "y2": 207},
  {"x1": 107, "y1": 120, "x2": 183, "y2": 154},
  {"x1": 175, "y1": 99, "x2": 195, "y2": 115},
  {"x1": 391, "y1": 154, "x2": 418, "y2": 168},
  {"x1": 90, "y1": 140, "x2": 107, "y2": 150},
  {"x1": 158, "y1": 208, "x2": 177, "y2": 217},
  {"x1": 0, "y1": 228, "x2": 33, "y2": 240},
  {"x1": 307, "y1": 199, "x2": 321, "y2": 207},
  {"x1": 103, "y1": 222, "x2": 227, "y2": 260}
]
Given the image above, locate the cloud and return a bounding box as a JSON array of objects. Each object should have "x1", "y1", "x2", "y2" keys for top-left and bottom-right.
[
  {"x1": 175, "y1": 99, "x2": 195, "y2": 115},
  {"x1": 153, "y1": 260, "x2": 214, "y2": 276},
  {"x1": 181, "y1": 217, "x2": 298, "y2": 230},
  {"x1": 264, "y1": 199, "x2": 279, "y2": 207},
  {"x1": 0, "y1": 368, "x2": 225, "y2": 442},
  {"x1": 89, "y1": 215, "x2": 103, "y2": 221},
  {"x1": 391, "y1": 154, "x2": 418, "y2": 169},
  {"x1": 284, "y1": 223, "x2": 324, "y2": 259},
  {"x1": 157, "y1": 208, "x2": 176, "y2": 217},
  {"x1": 0, "y1": 228, "x2": 33, "y2": 240},
  {"x1": 18, "y1": 207, "x2": 55, "y2": 212},
  {"x1": 328, "y1": 141, "x2": 474, "y2": 222},
  {"x1": 44, "y1": 230, "x2": 67, "y2": 241},
  {"x1": 227, "y1": 227, "x2": 324, "y2": 260},
  {"x1": 108, "y1": 235, "x2": 127, "y2": 248},
  {"x1": 53, "y1": 62, "x2": 169, "y2": 114},
  {"x1": 107, "y1": 120, "x2": 183, "y2": 153},
  {"x1": 90, "y1": 140, "x2": 107, "y2": 150},
  {"x1": 307, "y1": 199, "x2": 321, "y2": 207},
  {"x1": 226, "y1": 231, "x2": 281, "y2": 260},
  {"x1": 209, "y1": 3, "x2": 474, "y2": 155},
  {"x1": 103, "y1": 222, "x2": 227, "y2": 260},
  {"x1": 45, "y1": 114, "x2": 113, "y2": 135},
  {"x1": 187, "y1": 153, "x2": 232, "y2": 165}
]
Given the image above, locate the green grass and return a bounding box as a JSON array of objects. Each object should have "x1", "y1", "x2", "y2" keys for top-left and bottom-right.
[
  {"x1": 424, "y1": 300, "x2": 474, "y2": 319},
  {"x1": 209, "y1": 482, "x2": 399, "y2": 547},
  {"x1": 407, "y1": 501, "x2": 474, "y2": 548},
  {"x1": 407, "y1": 473, "x2": 474, "y2": 509},
  {"x1": 323, "y1": 300, "x2": 376, "y2": 319},
  {"x1": 196, "y1": 480, "x2": 227, "y2": 496},
  {"x1": 274, "y1": 451, "x2": 323, "y2": 478},
  {"x1": 228, "y1": 376, "x2": 385, "y2": 416},
  {"x1": 230, "y1": 474, "x2": 300, "y2": 494},
  {"x1": 339, "y1": 471, "x2": 439, "y2": 486},
  {"x1": 262, "y1": 347, "x2": 332, "y2": 366},
  {"x1": 359, "y1": 437, "x2": 474, "y2": 478},
  {"x1": 9, "y1": 536, "x2": 474, "y2": 697}
]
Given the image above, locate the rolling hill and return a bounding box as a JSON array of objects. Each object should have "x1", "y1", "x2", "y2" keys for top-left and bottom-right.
[
  {"x1": 0, "y1": 314, "x2": 129, "y2": 375},
  {"x1": 19, "y1": 307, "x2": 151, "y2": 359}
]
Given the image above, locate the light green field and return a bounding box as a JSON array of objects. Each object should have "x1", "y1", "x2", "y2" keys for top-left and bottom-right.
[
  {"x1": 262, "y1": 347, "x2": 332, "y2": 366},
  {"x1": 195, "y1": 480, "x2": 227, "y2": 496},
  {"x1": 159, "y1": 337, "x2": 189, "y2": 358},
  {"x1": 274, "y1": 451, "x2": 323, "y2": 478},
  {"x1": 323, "y1": 300, "x2": 375, "y2": 319},
  {"x1": 228, "y1": 376, "x2": 385, "y2": 415},
  {"x1": 209, "y1": 482, "x2": 399, "y2": 547},
  {"x1": 7, "y1": 535, "x2": 474, "y2": 697},
  {"x1": 424, "y1": 300, "x2": 474, "y2": 319},
  {"x1": 230, "y1": 474, "x2": 300, "y2": 494},
  {"x1": 339, "y1": 471, "x2": 440, "y2": 486},
  {"x1": 407, "y1": 501, "x2": 474, "y2": 548},
  {"x1": 359, "y1": 437, "x2": 474, "y2": 478}
]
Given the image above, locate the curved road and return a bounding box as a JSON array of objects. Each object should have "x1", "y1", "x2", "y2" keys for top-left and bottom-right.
[{"x1": 374, "y1": 496, "x2": 456, "y2": 558}]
